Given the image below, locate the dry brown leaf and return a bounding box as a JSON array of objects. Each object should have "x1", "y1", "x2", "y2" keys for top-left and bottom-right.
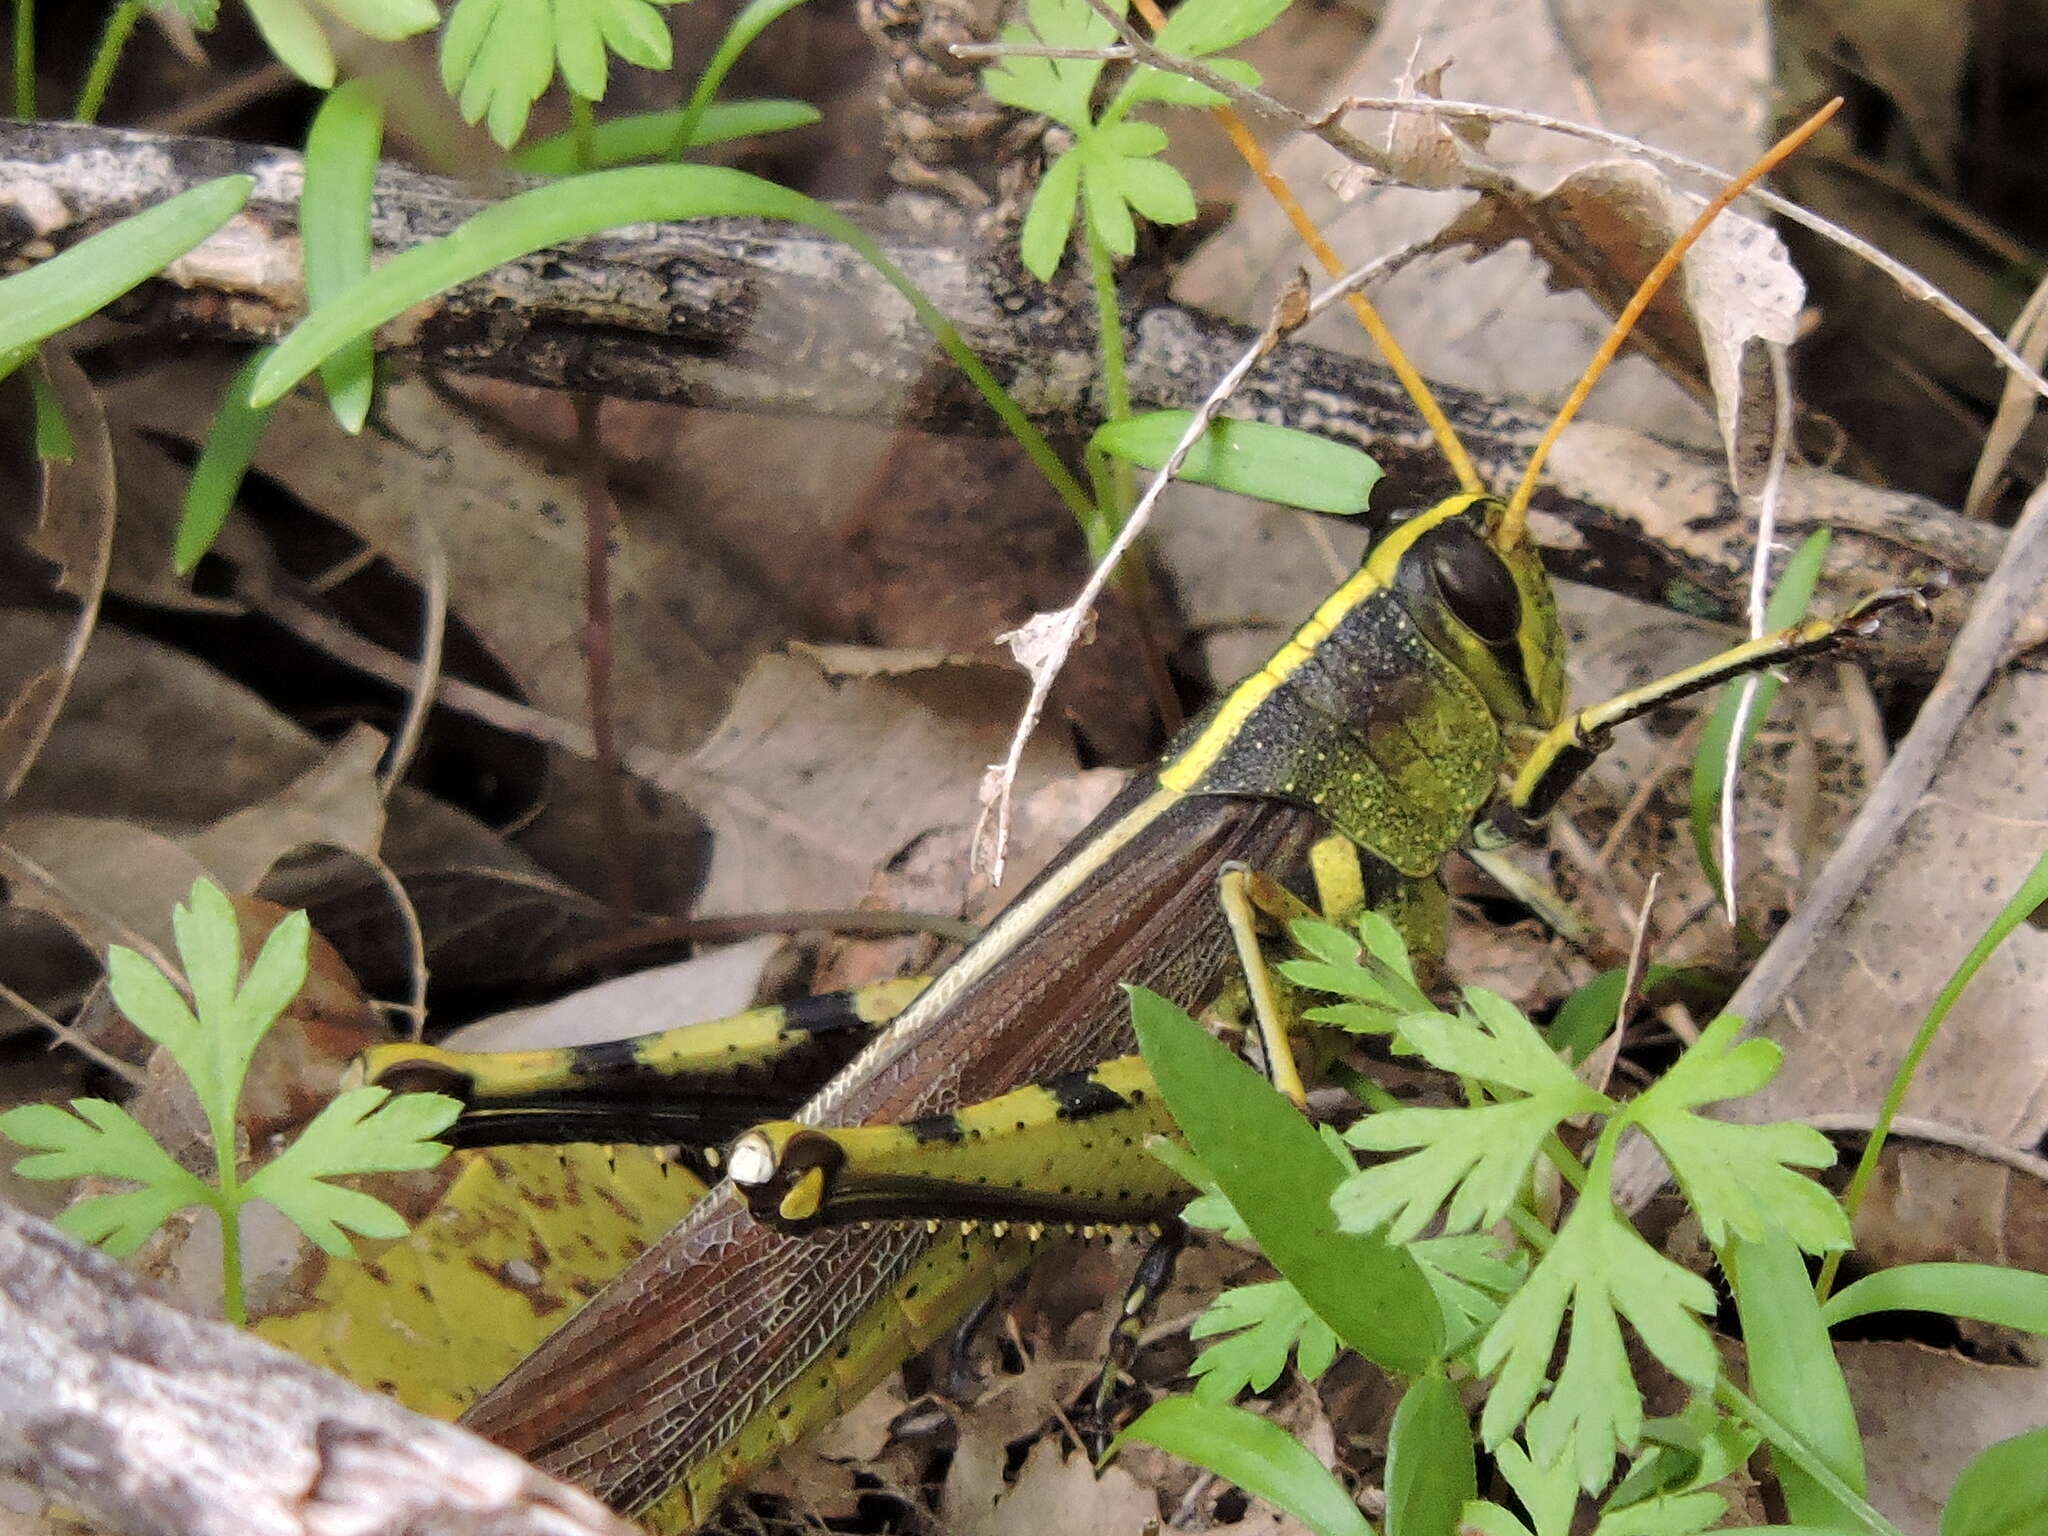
[
  {"x1": 106, "y1": 365, "x2": 790, "y2": 762},
  {"x1": 183, "y1": 725, "x2": 389, "y2": 891},
  {"x1": 1838, "y1": 1339, "x2": 2048, "y2": 1530},
  {"x1": 1746, "y1": 667, "x2": 2048, "y2": 1148},
  {"x1": 439, "y1": 935, "x2": 780, "y2": 1051},
  {"x1": 675, "y1": 653, "x2": 1077, "y2": 919},
  {"x1": 945, "y1": 1436, "x2": 1158, "y2": 1536},
  {"x1": 3, "y1": 615, "x2": 323, "y2": 827}
]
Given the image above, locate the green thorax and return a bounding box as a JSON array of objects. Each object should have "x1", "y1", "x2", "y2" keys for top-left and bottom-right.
[{"x1": 1157, "y1": 494, "x2": 1567, "y2": 877}]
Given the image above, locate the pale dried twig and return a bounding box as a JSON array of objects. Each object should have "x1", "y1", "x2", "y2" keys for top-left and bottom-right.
[
  {"x1": 1963, "y1": 271, "x2": 2048, "y2": 517},
  {"x1": 1719, "y1": 345, "x2": 1797, "y2": 920},
  {"x1": 379, "y1": 510, "x2": 448, "y2": 799}
]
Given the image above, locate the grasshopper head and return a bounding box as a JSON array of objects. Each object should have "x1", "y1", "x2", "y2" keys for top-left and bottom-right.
[{"x1": 1377, "y1": 492, "x2": 1568, "y2": 732}]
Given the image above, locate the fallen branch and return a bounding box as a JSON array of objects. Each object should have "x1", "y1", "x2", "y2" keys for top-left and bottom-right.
[
  {"x1": 0, "y1": 119, "x2": 2028, "y2": 664},
  {"x1": 0, "y1": 1198, "x2": 640, "y2": 1536}
]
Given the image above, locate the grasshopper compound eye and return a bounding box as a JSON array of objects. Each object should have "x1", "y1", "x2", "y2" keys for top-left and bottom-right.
[{"x1": 1414, "y1": 518, "x2": 1523, "y2": 646}]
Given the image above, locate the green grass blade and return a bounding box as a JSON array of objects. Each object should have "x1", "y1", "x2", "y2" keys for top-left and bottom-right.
[
  {"x1": 301, "y1": 80, "x2": 384, "y2": 432},
  {"x1": 248, "y1": 163, "x2": 1093, "y2": 523},
  {"x1": 29, "y1": 353, "x2": 76, "y2": 461},
  {"x1": 1727, "y1": 1230, "x2": 1865, "y2": 1528},
  {"x1": 512, "y1": 99, "x2": 821, "y2": 172},
  {"x1": 1941, "y1": 1425, "x2": 2048, "y2": 1536},
  {"x1": 665, "y1": 0, "x2": 817, "y2": 158},
  {"x1": 175, "y1": 351, "x2": 275, "y2": 572},
  {"x1": 1715, "y1": 1382, "x2": 1906, "y2": 1536},
  {"x1": 1820, "y1": 1262, "x2": 2048, "y2": 1334},
  {"x1": 1091, "y1": 411, "x2": 1382, "y2": 515},
  {"x1": 1385, "y1": 1369, "x2": 1475, "y2": 1536},
  {"x1": 1116, "y1": 1396, "x2": 1376, "y2": 1536},
  {"x1": 1545, "y1": 963, "x2": 1683, "y2": 1063},
  {"x1": 1690, "y1": 527, "x2": 1832, "y2": 901},
  {"x1": 0, "y1": 176, "x2": 252, "y2": 379},
  {"x1": 1129, "y1": 986, "x2": 1443, "y2": 1374}
]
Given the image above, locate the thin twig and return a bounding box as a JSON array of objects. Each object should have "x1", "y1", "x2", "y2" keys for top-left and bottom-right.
[
  {"x1": 1963, "y1": 270, "x2": 2048, "y2": 517},
  {"x1": 379, "y1": 510, "x2": 448, "y2": 798},
  {"x1": 1718, "y1": 345, "x2": 1797, "y2": 919},
  {"x1": 1803, "y1": 1112, "x2": 2048, "y2": 1186},
  {"x1": 0, "y1": 980, "x2": 143, "y2": 1086},
  {"x1": 950, "y1": 42, "x2": 1133, "y2": 61}
]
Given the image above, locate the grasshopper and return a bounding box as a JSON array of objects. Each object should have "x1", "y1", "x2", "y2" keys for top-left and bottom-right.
[{"x1": 354, "y1": 101, "x2": 1910, "y2": 1529}]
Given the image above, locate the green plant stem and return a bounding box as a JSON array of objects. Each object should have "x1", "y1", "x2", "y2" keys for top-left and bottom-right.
[
  {"x1": 1082, "y1": 216, "x2": 1183, "y2": 730},
  {"x1": 73, "y1": 0, "x2": 147, "y2": 125},
  {"x1": 1502, "y1": 1201, "x2": 1554, "y2": 1256},
  {"x1": 1713, "y1": 1381, "x2": 1906, "y2": 1536},
  {"x1": 12, "y1": 0, "x2": 33, "y2": 118},
  {"x1": 1084, "y1": 217, "x2": 1132, "y2": 556},
  {"x1": 1537, "y1": 1130, "x2": 1589, "y2": 1195},
  {"x1": 218, "y1": 1197, "x2": 247, "y2": 1324},
  {"x1": 206, "y1": 1108, "x2": 247, "y2": 1324},
  {"x1": 1816, "y1": 846, "x2": 2048, "y2": 1300},
  {"x1": 570, "y1": 93, "x2": 596, "y2": 174}
]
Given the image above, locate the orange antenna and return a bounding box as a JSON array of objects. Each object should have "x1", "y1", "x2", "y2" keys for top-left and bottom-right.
[
  {"x1": 1126, "y1": 0, "x2": 1483, "y2": 495},
  {"x1": 1217, "y1": 114, "x2": 1485, "y2": 494},
  {"x1": 1500, "y1": 97, "x2": 1843, "y2": 544}
]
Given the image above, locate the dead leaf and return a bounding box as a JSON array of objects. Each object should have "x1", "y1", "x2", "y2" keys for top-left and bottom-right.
[
  {"x1": 184, "y1": 724, "x2": 389, "y2": 890},
  {"x1": 1784, "y1": 0, "x2": 1970, "y2": 183},
  {"x1": 673, "y1": 653, "x2": 1077, "y2": 919},
  {"x1": 1838, "y1": 1339, "x2": 2048, "y2": 1530},
  {"x1": 980, "y1": 1438, "x2": 1158, "y2": 1536},
  {"x1": 1746, "y1": 668, "x2": 2048, "y2": 1148},
  {"x1": 3, "y1": 614, "x2": 323, "y2": 827}
]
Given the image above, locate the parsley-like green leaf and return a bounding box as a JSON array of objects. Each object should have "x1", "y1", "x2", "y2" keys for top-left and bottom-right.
[
  {"x1": 242, "y1": 0, "x2": 437, "y2": 89},
  {"x1": 981, "y1": 0, "x2": 1118, "y2": 130},
  {"x1": 1475, "y1": 1136, "x2": 1719, "y2": 1492},
  {"x1": 1411, "y1": 1233, "x2": 1524, "y2": 1345},
  {"x1": 1188, "y1": 1279, "x2": 1340, "y2": 1402},
  {"x1": 1336, "y1": 991, "x2": 1607, "y2": 1242},
  {"x1": 0, "y1": 1099, "x2": 212, "y2": 1255},
  {"x1": 980, "y1": 0, "x2": 1198, "y2": 277},
  {"x1": 244, "y1": 1086, "x2": 460, "y2": 1257},
  {"x1": 1624, "y1": 1014, "x2": 1850, "y2": 1255},
  {"x1": 442, "y1": 0, "x2": 684, "y2": 148},
  {"x1": 0, "y1": 877, "x2": 457, "y2": 1321},
  {"x1": 1280, "y1": 913, "x2": 1434, "y2": 1034},
  {"x1": 1018, "y1": 151, "x2": 1084, "y2": 279},
  {"x1": 1482, "y1": 1413, "x2": 1584, "y2": 1536}
]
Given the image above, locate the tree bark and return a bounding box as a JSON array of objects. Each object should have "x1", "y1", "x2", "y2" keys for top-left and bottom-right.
[
  {"x1": 0, "y1": 1199, "x2": 640, "y2": 1536},
  {"x1": 0, "y1": 119, "x2": 2027, "y2": 666}
]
